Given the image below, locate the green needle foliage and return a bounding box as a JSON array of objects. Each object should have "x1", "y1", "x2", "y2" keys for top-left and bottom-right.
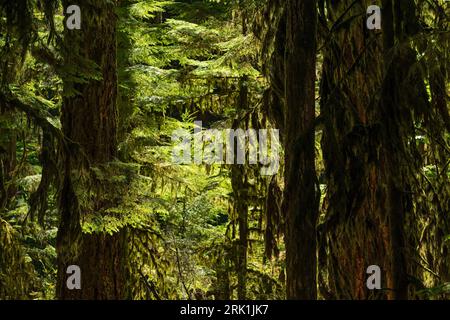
[{"x1": 0, "y1": 0, "x2": 448, "y2": 300}]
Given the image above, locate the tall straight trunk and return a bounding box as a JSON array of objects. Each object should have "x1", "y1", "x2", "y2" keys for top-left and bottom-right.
[
  {"x1": 318, "y1": 0, "x2": 395, "y2": 299},
  {"x1": 56, "y1": 0, "x2": 126, "y2": 299},
  {"x1": 262, "y1": 1, "x2": 285, "y2": 262},
  {"x1": 379, "y1": 0, "x2": 423, "y2": 299},
  {"x1": 283, "y1": 0, "x2": 318, "y2": 300},
  {"x1": 232, "y1": 76, "x2": 249, "y2": 300},
  {"x1": 428, "y1": 47, "x2": 450, "y2": 286},
  {"x1": 319, "y1": 0, "x2": 423, "y2": 299}
]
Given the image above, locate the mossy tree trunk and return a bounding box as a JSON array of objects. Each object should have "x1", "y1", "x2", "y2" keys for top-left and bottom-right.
[
  {"x1": 319, "y1": 0, "x2": 429, "y2": 299},
  {"x1": 56, "y1": 0, "x2": 127, "y2": 300},
  {"x1": 0, "y1": 126, "x2": 16, "y2": 210},
  {"x1": 231, "y1": 76, "x2": 250, "y2": 300},
  {"x1": 380, "y1": 0, "x2": 424, "y2": 299},
  {"x1": 318, "y1": 0, "x2": 394, "y2": 299}
]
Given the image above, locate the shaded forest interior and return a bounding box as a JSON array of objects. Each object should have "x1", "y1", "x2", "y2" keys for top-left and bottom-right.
[{"x1": 0, "y1": 0, "x2": 449, "y2": 299}]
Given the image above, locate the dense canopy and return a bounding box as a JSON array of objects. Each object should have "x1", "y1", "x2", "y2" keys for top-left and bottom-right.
[{"x1": 0, "y1": 0, "x2": 449, "y2": 300}]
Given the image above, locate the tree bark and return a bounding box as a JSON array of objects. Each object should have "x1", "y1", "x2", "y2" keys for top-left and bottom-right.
[
  {"x1": 318, "y1": 0, "x2": 394, "y2": 299},
  {"x1": 284, "y1": 0, "x2": 319, "y2": 300},
  {"x1": 380, "y1": 0, "x2": 423, "y2": 299},
  {"x1": 232, "y1": 76, "x2": 249, "y2": 300},
  {"x1": 56, "y1": 0, "x2": 126, "y2": 299}
]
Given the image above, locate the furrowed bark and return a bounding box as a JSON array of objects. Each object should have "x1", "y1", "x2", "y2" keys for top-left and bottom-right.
[
  {"x1": 284, "y1": 0, "x2": 319, "y2": 300},
  {"x1": 56, "y1": 0, "x2": 127, "y2": 299}
]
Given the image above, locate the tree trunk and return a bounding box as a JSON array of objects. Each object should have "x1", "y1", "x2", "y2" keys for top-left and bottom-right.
[
  {"x1": 284, "y1": 0, "x2": 319, "y2": 300},
  {"x1": 0, "y1": 123, "x2": 17, "y2": 210},
  {"x1": 380, "y1": 0, "x2": 423, "y2": 299},
  {"x1": 319, "y1": 0, "x2": 425, "y2": 299},
  {"x1": 56, "y1": 0, "x2": 126, "y2": 299},
  {"x1": 232, "y1": 76, "x2": 249, "y2": 300},
  {"x1": 318, "y1": 0, "x2": 394, "y2": 299},
  {"x1": 235, "y1": 185, "x2": 248, "y2": 300}
]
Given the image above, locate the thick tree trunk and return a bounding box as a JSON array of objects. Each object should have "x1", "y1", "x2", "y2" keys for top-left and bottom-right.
[
  {"x1": 56, "y1": 0, "x2": 126, "y2": 299},
  {"x1": 429, "y1": 54, "x2": 450, "y2": 285},
  {"x1": 283, "y1": 0, "x2": 318, "y2": 300},
  {"x1": 318, "y1": 0, "x2": 393, "y2": 299},
  {"x1": 380, "y1": 0, "x2": 422, "y2": 299},
  {"x1": 319, "y1": 0, "x2": 423, "y2": 299}
]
